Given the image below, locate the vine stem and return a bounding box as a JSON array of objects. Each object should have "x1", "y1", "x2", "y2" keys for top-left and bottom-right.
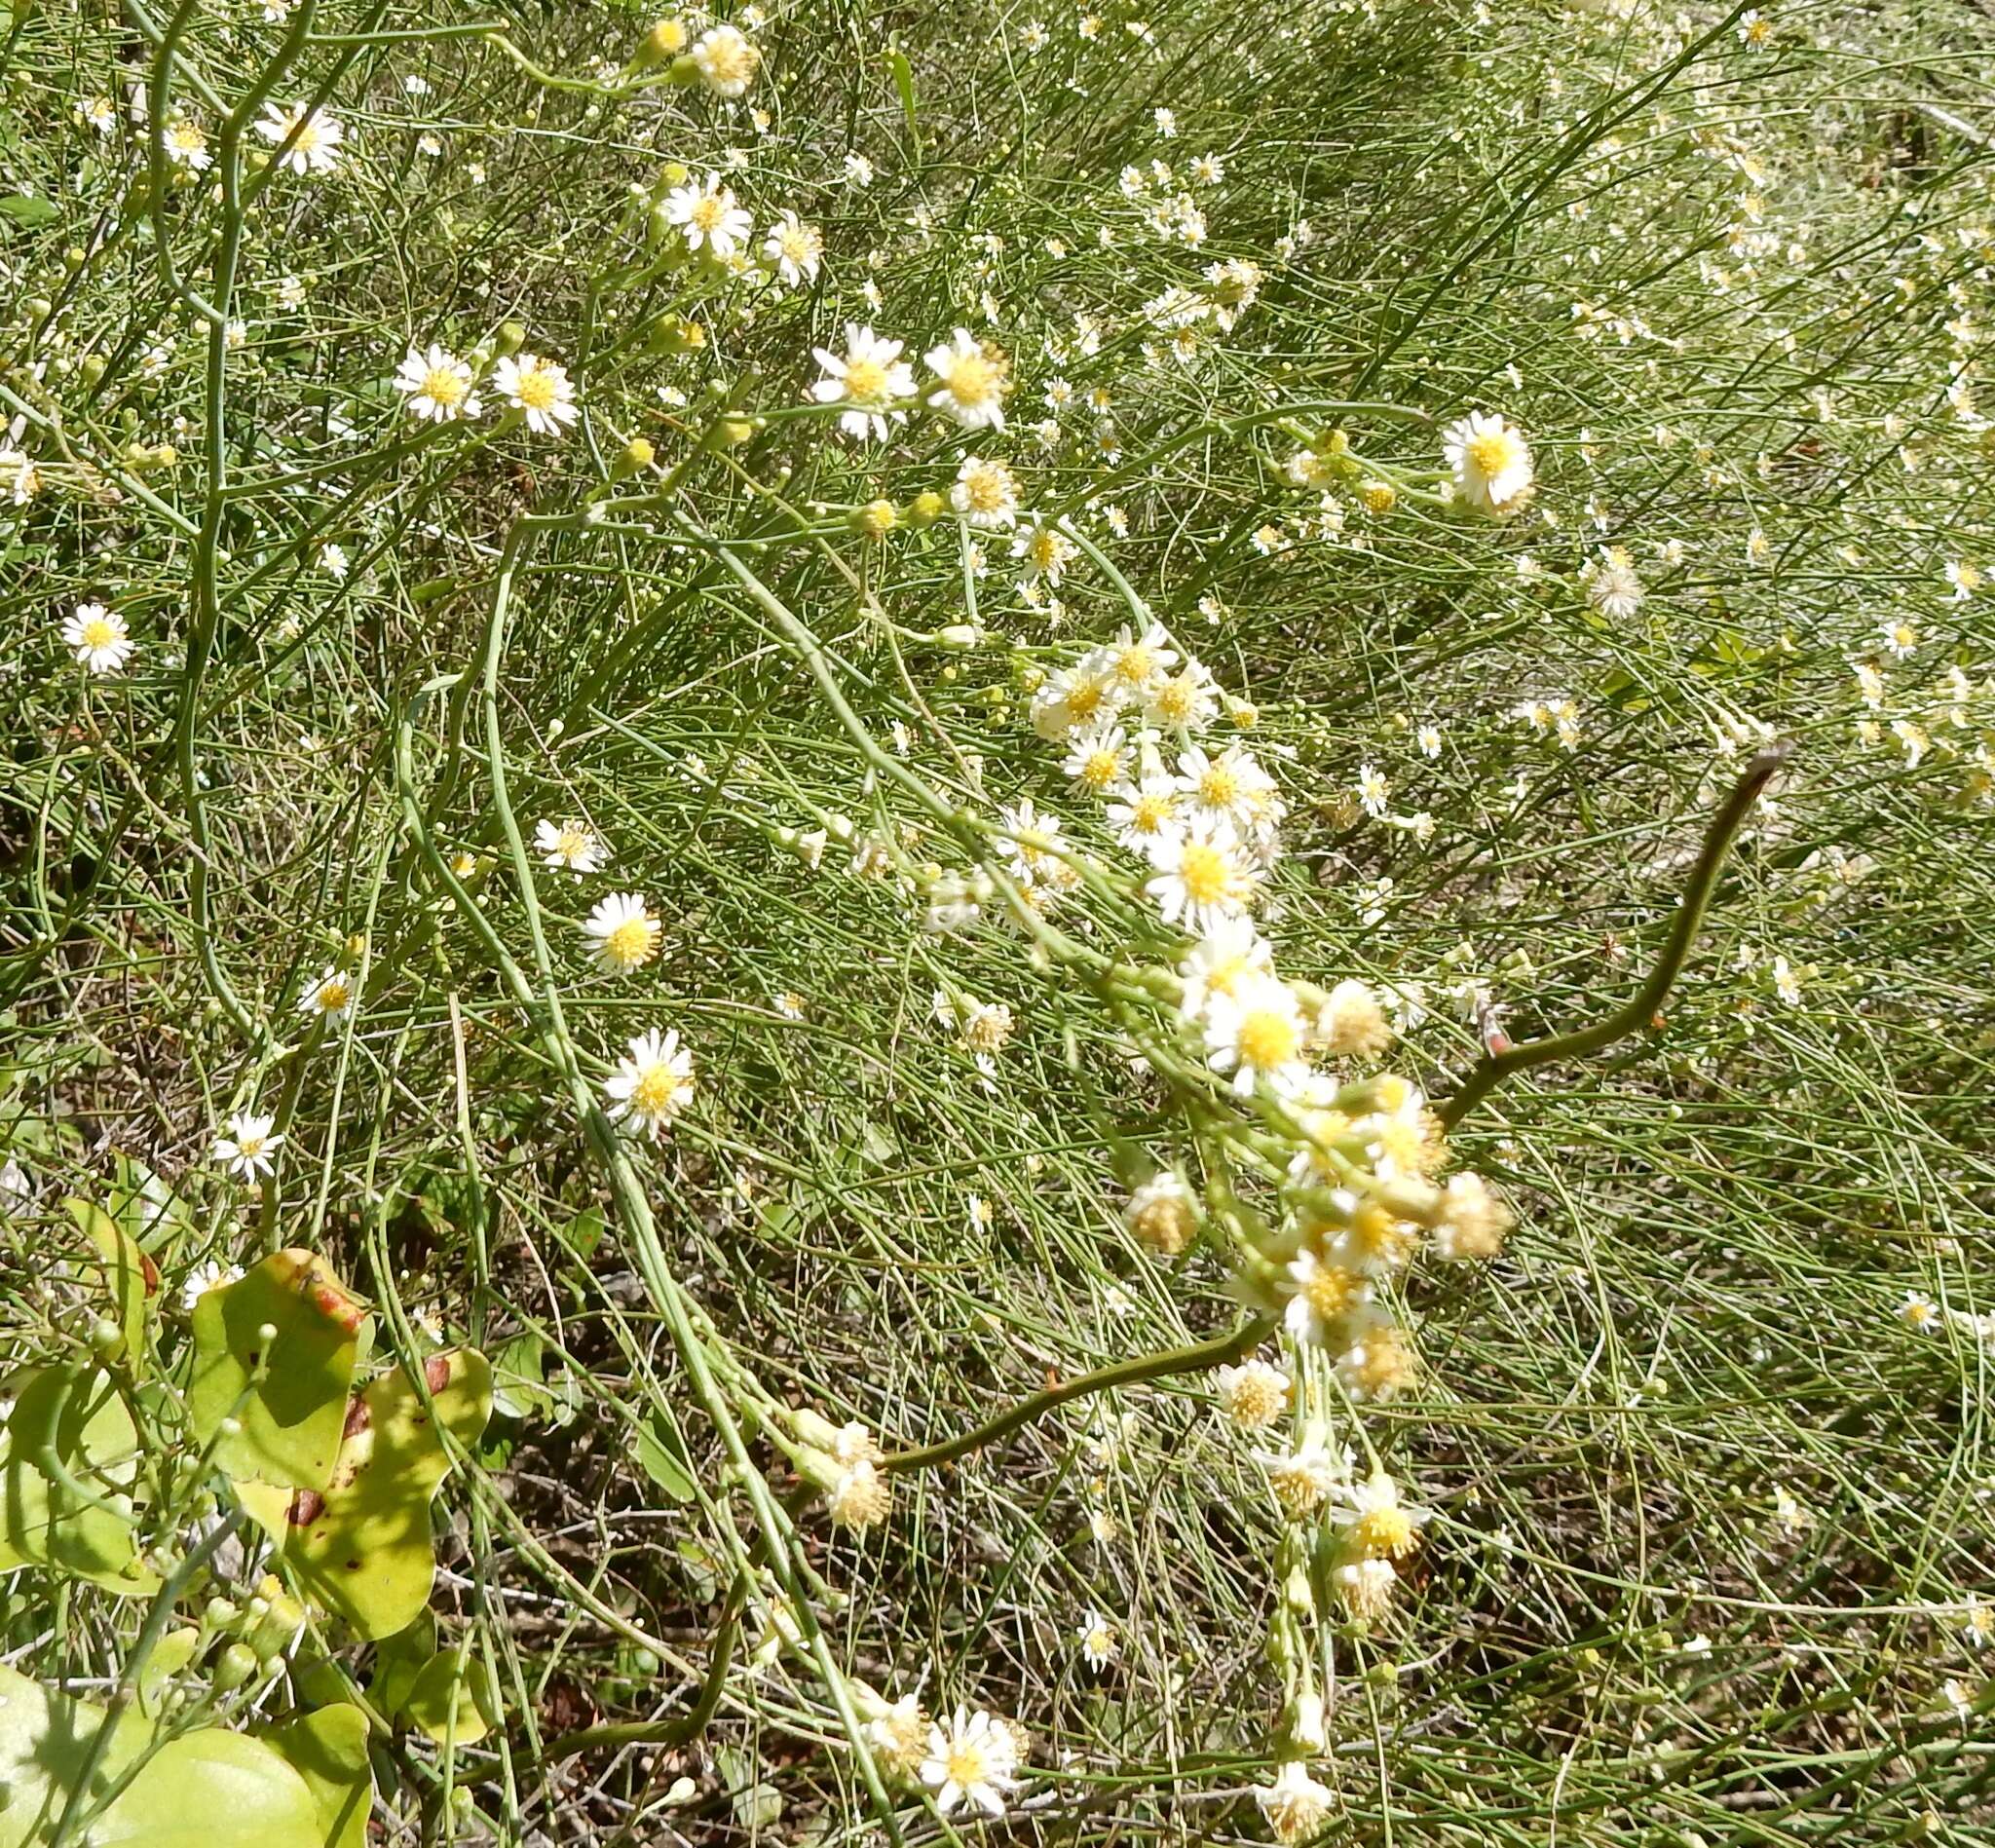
[
  {"x1": 880, "y1": 1313, "x2": 1278, "y2": 1473},
  {"x1": 1436, "y1": 744, "x2": 1791, "y2": 1130}
]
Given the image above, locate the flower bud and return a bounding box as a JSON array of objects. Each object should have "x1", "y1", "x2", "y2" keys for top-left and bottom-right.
[
  {"x1": 613, "y1": 437, "x2": 656, "y2": 478},
  {"x1": 906, "y1": 489, "x2": 948, "y2": 527},
  {"x1": 632, "y1": 17, "x2": 688, "y2": 65},
  {"x1": 851, "y1": 499, "x2": 897, "y2": 538},
  {"x1": 213, "y1": 1642, "x2": 260, "y2": 1691},
  {"x1": 494, "y1": 320, "x2": 527, "y2": 357}
]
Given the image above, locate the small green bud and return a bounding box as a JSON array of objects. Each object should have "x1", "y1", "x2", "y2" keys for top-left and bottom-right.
[
  {"x1": 906, "y1": 490, "x2": 947, "y2": 528},
  {"x1": 612, "y1": 437, "x2": 656, "y2": 478},
  {"x1": 494, "y1": 320, "x2": 527, "y2": 357},
  {"x1": 213, "y1": 1642, "x2": 260, "y2": 1691},
  {"x1": 90, "y1": 1316, "x2": 124, "y2": 1358}
]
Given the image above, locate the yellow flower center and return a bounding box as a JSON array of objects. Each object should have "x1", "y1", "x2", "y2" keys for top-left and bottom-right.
[
  {"x1": 1130, "y1": 793, "x2": 1172, "y2": 833},
  {"x1": 171, "y1": 125, "x2": 204, "y2": 152},
  {"x1": 945, "y1": 1741, "x2": 990, "y2": 1790},
  {"x1": 80, "y1": 618, "x2": 116, "y2": 649},
  {"x1": 842, "y1": 356, "x2": 888, "y2": 400},
  {"x1": 292, "y1": 119, "x2": 323, "y2": 152},
  {"x1": 1113, "y1": 644, "x2": 1154, "y2": 684},
  {"x1": 1302, "y1": 1262, "x2": 1359, "y2": 1322},
  {"x1": 1205, "y1": 952, "x2": 1249, "y2": 998},
  {"x1": 555, "y1": 825, "x2": 589, "y2": 860},
  {"x1": 316, "y1": 978, "x2": 351, "y2": 1013},
  {"x1": 514, "y1": 366, "x2": 558, "y2": 411},
  {"x1": 1235, "y1": 1007, "x2": 1299, "y2": 1072},
  {"x1": 423, "y1": 365, "x2": 467, "y2": 408},
  {"x1": 942, "y1": 351, "x2": 998, "y2": 406},
  {"x1": 779, "y1": 227, "x2": 813, "y2": 260},
  {"x1": 961, "y1": 468, "x2": 1010, "y2": 511},
  {"x1": 632, "y1": 1064, "x2": 685, "y2": 1116},
  {"x1": 1080, "y1": 749, "x2": 1120, "y2": 789},
  {"x1": 1028, "y1": 532, "x2": 1060, "y2": 567},
  {"x1": 690, "y1": 195, "x2": 728, "y2": 231},
  {"x1": 1153, "y1": 677, "x2": 1192, "y2": 721},
  {"x1": 1177, "y1": 843, "x2": 1230, "y2": 904},
  {"x1": 1353, "y1": 1505, "x2": 1417, "y2": 1558},
  {"x1": 1064, "y1": 678, "x2": 1106, "y2": 721},
  {"x1": 1465, "y1": 431, "x2": 1518, "y2": 478},
  {"x1": 1197, "y1": 765, "x2": 1241, "y2": 810},
  {"x1": 604, "y1": 918, "x2": 657, "y2": 966}
]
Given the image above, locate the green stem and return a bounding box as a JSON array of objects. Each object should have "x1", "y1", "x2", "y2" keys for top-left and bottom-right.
[
  {"x1": 880, "y1": 1312, "x2": 1277, "y2": 1473},
  {"x1": 1437, "y1": 744, "x2": 1791, "y2": 1130}
]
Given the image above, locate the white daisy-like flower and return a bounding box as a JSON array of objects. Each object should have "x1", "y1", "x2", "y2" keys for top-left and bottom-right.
[
  {"x1": 299, "y1": 965, "x2": 357, "y2": 1021},
  {"x1": 810, "y1": 325, "x2": 914, "y2": 441},
  {"x1": 179, "y1": 1257, "x2": 244, "y2": 1311},
  {"x1": 61, "y1": 601, "x2": 134, "y2": 675},
  {"x1": 1075, "y1": 1609, "x2": 1117, "y2": 1671},
  {"x1": 1215, "y1": 1357, "x2": 1291, "y2": 1428},
  {"x1": 1011, "y1": 522, "x2": 1077, "y2": 585},
  {"x1": 924, "y1": 327, "x2": 1008, "y2": 430},
  {"x1": 164, "y1": 117, "x2": 212, "y2": 170},
  {"x1": 212, "y1": 1113, "x2": 283, "y2": 1182},
  {"x1": 1061, "y1": 723, "x2": 1130, "y2": 795},
  {"x1": 1143, "y1": 659, "x2": 1220, "y2": 732},
  {"x1": 1282, "y1": 1246, "x2": 1371, "y2": 1345},
  {"x1": 920, "y1": 1707, "x2": 1020, "y2": 1818},
  {"x1": 583, "y1": 892, "x2": 662, "y2": 973},
  {"x1": 1356, "y1": 762, "x2": 1390, "y2": 819},
  {"x1": 950, "y1": 456, "x2": 1021, "y2": 529},
  {"x1": 1175, "y1": 743, "x2": 1267, "y2": 838},
  {"x1": 1203, "y1": 970, "x2": 1309, "y2": 1097},
  {"x1": 1581, "y1": 545, "x2": 1643, "y2": 620},
  {"x1": 1105, "y1": 773, "x2": 1184, "y2": 855},
  {"x1": 1123, "y1": 1170, "x2": 1199, "y2": 1254},
  {"x1": 492, "y1": 353, "x2": 578, "y2": 436},
  {"x1": 81, "y1": 96, "x2": 117, "y2": 134},
  {"x1": 761, "y1": 210, "x2": 823, "y2": 287},
  {"x1": 661, "y1": 174, "x2": 752, "y2": 258},
  {"x1": 1146, "y1": 823, "x2": 1257, "y2": 933},
  {"x1": 1254, "y1": 1422, "x2": 1349, "y2": 1521},
  {"x1": 1029, "y1": 660, "x2": 1115, "y2": 737},
  {"x1": 1257, "y1": 1760, "x2": 1336, "y2": 1844},
  {"x1": 1443, "y1": 410, "x2": 1534, "y2": 517},
  {"x1": 692, "y1": 22, "x2": 760, "y2": 97},
  {"x1": 1101, "y1": 623, "x2": 1179, "y2": 698},
  {"x1": 997, "y1": 797, "x2": 1072, "y2": 889},
  {"x1": 253, "y1": 101, "x2": 344, "y2": 175},
  {"x1": 1176, "y1": 915, "x2": 1273, "y2": 1023},
  {"x1": 603, "y1": 1027, "x2": 695, "y2": 1139},
  {"x1": 1330, "y1": 1469, "x2": 1430, "y2": 1559},
  {"x1": 395, "y1": 344, "x2": 481, "y2": 422},
  {"x1": 536, "y1": 817, "x2": 608, "y2": 876}
]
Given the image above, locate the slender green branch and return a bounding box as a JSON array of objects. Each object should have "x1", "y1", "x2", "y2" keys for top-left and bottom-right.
[
  {"x1": 880, "y1": 1312, "x2": 1278, "y2": 1473},
  {"x1": 1436, "y1": 744, "x2": 1792, "y2": 1130},
  {"x1": 531, "y1": 1579, "x2": 748, "y2": 1764}
]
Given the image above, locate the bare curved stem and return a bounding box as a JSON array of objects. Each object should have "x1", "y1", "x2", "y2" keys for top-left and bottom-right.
[
  {"x1": 1437, "y1": 744, "x2": 1791, "y2": 1130},
  {"x1": 880, "y1": 1313, "x2": 1278, "y2": 1474}
]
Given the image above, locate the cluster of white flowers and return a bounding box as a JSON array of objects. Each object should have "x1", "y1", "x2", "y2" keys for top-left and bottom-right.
[{"x1": 394, "y1": 343, "x2": 578, "y2": 436}]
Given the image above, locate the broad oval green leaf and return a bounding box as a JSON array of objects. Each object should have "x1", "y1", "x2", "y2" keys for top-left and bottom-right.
[
  {"x1": 0, "y1": 1665, "x2": 320, "y2": 1848},
  {"x1": 0, "y1": 1365, "x2": 158, "y2": 1596},
  {"x1": 189, "y1": 1250, "x2": 370, "y2": 1490}
]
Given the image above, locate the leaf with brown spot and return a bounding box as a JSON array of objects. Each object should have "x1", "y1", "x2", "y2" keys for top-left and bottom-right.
[
  {"x1": 286, "y1": 1348, "x2": 492, "y2": 1641},
  {"x1": 189, "y1": 1251, "x2": 372, "y2": 1491}
]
